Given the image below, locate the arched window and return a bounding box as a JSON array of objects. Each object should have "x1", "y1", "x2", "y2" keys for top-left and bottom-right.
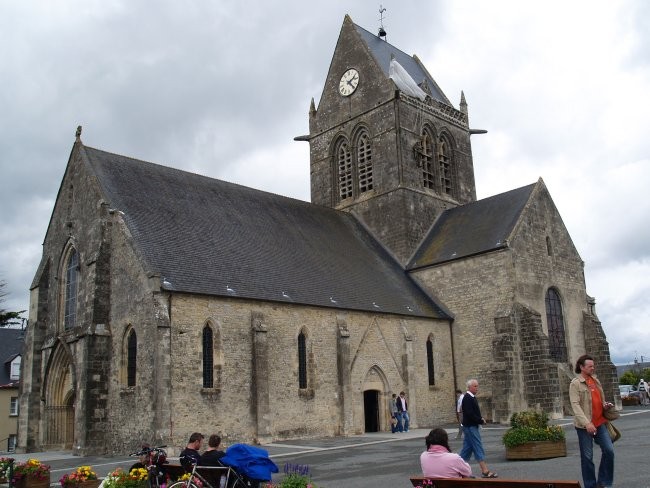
[
  {"x1": 63, "y1": 249, "x2": 79, "y2": 330},
  {"x1": 336, "y1": 139, "x2": 353, "y2": 200},
  {"x1": 437, "y1": 135, "x2": 454, "y2": 196},
  {"x1": 420, "y1": 129, "x2": 435, "y2": 189},
  {"x1": 545, "y1": 288, "x2": 567, "y2": 362},
  {"x1": 127, "y1": 329, "x2": 137, "y2": 387},
  {"x1": 426, "y1": 337, "x2": 435, "y2": 385},
  {"x1": 356, "y1": 131, "x2": 373, "y2": 193},
  {"x1": 298, "y1": 331, "x2": 307, "y2": 389},
  {"x1": 203, "y1": 325, "x2": 214, "y2": 388}
]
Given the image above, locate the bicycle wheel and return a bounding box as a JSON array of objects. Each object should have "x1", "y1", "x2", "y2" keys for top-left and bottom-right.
[{"x1": 168, "y1": 481, "x2": 200, "y2": 488}]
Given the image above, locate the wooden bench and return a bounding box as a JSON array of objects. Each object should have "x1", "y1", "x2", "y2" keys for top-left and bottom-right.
[
  {"x1": 409, "y1": 477, "x2": 582, "y2": 488},
  {"x1": 165, "y1": 463, "x2": 235, "y2": 487}
]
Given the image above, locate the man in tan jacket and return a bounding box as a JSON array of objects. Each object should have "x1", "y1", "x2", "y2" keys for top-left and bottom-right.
[{"x1": 569, "y1": 354, "x2": 615, "y2": 488}]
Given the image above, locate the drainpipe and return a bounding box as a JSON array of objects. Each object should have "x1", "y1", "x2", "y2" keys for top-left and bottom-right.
[{"x1": 449, "y1": 319, "x2": 459, "y2": 394}]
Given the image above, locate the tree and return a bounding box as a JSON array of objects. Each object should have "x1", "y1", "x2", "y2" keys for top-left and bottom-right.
[
  {"x1": 0, "y1": 280, "x2": 26, "y2": 327},
  {"x1": 619, "y1": 370, "x2": 639, "y2": 386}
]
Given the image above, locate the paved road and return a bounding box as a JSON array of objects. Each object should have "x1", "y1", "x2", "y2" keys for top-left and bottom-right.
[{"x1": 9, "y1": 406, "x2": 650, "y2": 487}]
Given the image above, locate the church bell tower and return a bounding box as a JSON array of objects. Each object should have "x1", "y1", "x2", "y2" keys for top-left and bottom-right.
[{"x1": 301, "y1": 15, "x2": 478, "y2": 264}]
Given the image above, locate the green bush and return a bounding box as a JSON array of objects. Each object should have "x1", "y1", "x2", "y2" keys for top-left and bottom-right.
[{"x1": 502, "y1": 410, "x2": 565, "y2": 448}]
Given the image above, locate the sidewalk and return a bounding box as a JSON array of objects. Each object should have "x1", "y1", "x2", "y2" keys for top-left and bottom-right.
[{"x1": 4, "y1": 407, "x2": 649, "y2": 487}]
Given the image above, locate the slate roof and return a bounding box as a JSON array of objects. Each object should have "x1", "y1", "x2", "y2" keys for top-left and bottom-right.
[
  {"x1": 82, "y1": 145, "x2": 448, "y2": 319},
  {"x1": 408, "y1": 183, "x2": 537, "y2": 269},
  {"x1": 353, "y1": 22, "x2": 450, "y2": 104},
  {"x1": 0, "y1": 328, "x2": 23, "y2": 387}
]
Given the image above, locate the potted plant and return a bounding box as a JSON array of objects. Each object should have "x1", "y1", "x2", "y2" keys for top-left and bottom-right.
[
  {"x1": 12, "y1": 459, "x2": 51, "y2": 488},
  {"x1": 60, "y1": 466, "x2": 100, "y2": 488},
  {"x1": 0, "y1": 458, "x2": 14, "y2": 483},
  {"x1": 103, "y1": 468, "x2": 148, "y2": 488},
  {"x1": 264, "y1": 463, "x2": 318, "y2": 488},
  {"x1": 502, "y1": 410, "x2": 566, "y2": 460}
]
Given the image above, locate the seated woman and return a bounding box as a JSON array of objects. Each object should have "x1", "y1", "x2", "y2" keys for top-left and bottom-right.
[{"x1": 420, "y1": 428, "x2": 472, "y2": 478}]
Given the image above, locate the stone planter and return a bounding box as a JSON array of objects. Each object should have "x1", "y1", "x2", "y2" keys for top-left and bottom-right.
[
  {"x1": 505, "y1": 440, "x2": 567, "y2": 460},
  {"x1": 14, "y1": 474, "x2": 51, "y2": 488}
]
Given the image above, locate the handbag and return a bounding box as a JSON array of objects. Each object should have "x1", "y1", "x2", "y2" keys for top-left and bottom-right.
[
  {"x1": 605, "y1": 421, "x2": 621, "y2": 442},
  {"x1": 603, "y1": 407, "x2": 620, "y2": 421}
]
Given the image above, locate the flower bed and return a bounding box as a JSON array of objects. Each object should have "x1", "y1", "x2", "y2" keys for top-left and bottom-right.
[
  {"x1": 265, "y1": 463, "x2": 317, "y2": 488},
  {"x1": 12, "y1": 459, "x2": 51, "y2": 488},
  {"x1": 103, "y1": 468, "x2": 148, "y2": 488},
  {"x1": 60, "y1": 466, "x2": 100, "y2": 488},
  {"x1": 502, "y1": 410, "x2": 566, "y2": 460},
  {"x1": 0, "y1": 458, "x2": 14, "y2": 483}
]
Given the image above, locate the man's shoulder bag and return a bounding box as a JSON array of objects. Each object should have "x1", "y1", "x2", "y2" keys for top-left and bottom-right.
[
  {"x1": 605, "y1": 421, "x2": 621, "y2": 442},
  {"x1": 603, "y1": 408, "x2": 620, "y2": 421}
]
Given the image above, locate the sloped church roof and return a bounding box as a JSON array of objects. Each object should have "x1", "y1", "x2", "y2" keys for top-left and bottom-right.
[
  {"x1": 408, "y1": 183, "x2": 537, "y2": 269},
  {"x1": 352, "y1": 21, "x2": 450, "y2": 104},
  {"x1": 80, "y1": 145, "x2": 448, "y2": 319}
]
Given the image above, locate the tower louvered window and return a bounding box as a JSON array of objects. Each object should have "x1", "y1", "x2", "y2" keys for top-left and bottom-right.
[
  {"x1": 421, "y1": 130, "x2": 435, "y2": 189},
  {"x1": 545, "y1": 288, "x2": 567, "y2": 362},
  {"x1": 203, "y1": 325, "x2": 214, "y2": 388},
  {"x1": 63, "y1": 249, "x2": 79, "y2": 330},
  {"x1": 357, "y1": 132, "x2": 373, "y2": 193},
  {"x1": 337, "y1": 140, "x2": 353, "y2": 200},
  {"x1": 437, "y1": 136, "x2": 453, "y2": 195}
]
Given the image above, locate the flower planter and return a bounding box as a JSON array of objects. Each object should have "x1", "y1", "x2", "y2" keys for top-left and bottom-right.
[
  {"x1": 15, "y1": 474, "x2": 51, "y2": 488},
  {"x1": 77, "y1": 481, "x2": 101, "y2": 488},
  {"x1": 505, "y1": 439, "x2": 567, "y2": 460}
]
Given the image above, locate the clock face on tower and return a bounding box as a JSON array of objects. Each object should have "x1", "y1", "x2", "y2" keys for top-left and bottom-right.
[{"x1": 338, "y1": 68, "x2": 359, "y2": 96}]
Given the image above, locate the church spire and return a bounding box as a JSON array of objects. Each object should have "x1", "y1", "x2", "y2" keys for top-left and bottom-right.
[{"x1": 459, "y1": 91, "x2": 467, "y2": 115}]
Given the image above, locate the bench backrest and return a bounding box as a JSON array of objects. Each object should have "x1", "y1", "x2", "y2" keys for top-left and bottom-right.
[
  {"x1": 165, "y1": 463, "x2": 234, "y2": 488},
  {"x1": 409, "y1": 477, "x2": 582, "y2": 488}
]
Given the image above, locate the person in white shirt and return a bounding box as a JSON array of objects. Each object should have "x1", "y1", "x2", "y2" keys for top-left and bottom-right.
[
  {"x1": 638, "y1": 379, "x2": 649, "y2": 406},
  {"x1": 455, "y1": 389, "x2": 464, "y2": 440}
]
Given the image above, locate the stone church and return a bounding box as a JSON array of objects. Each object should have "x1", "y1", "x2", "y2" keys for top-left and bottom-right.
[{"x1": 19, "y1": 15, "x2": 616, "y2": 455}]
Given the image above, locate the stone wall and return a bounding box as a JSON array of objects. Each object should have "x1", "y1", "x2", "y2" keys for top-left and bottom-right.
[
  {"x1": 162, "y1": 294, "x2": 454, "y2": 453},
  {"x1": 412, "y1": 250, "x2": 514, "y2": 421}
]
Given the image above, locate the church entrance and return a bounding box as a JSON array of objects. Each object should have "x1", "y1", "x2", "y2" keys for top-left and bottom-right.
[
  {"x1": 43, "y1": 342, "x2": 75, "y2": 449},
  {"x1": 363, "y1": 390, "x2": 380, "y2": 432}
]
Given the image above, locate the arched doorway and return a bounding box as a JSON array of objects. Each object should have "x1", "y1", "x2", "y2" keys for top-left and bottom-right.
[
  {"x1": 362, "y1": 365, "x2": 389, "y2": 433},
  {"x1": 363, "y1": 390, "x2": 380, "y2": 432},
  {"x1": 43, "y1": 342, "x2": 75, "y2": 449}
]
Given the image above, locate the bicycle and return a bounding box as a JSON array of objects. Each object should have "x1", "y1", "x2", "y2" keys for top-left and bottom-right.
[{"x1": 128, "y1": 445, "x2": 169, "y2": 488}]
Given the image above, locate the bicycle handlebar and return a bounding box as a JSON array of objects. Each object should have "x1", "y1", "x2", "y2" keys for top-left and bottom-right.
[{"x1": 129, "y1": 445, "x2": 167, "y2": 456}]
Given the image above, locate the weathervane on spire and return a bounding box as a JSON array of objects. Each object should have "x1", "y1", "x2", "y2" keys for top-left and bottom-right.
[{"x1": 378, "y1": 5, "x2": 387, "y2": 40}]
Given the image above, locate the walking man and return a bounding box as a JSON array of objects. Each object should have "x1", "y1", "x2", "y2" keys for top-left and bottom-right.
[
  {"x1": 569, "y1": 354, "x2": 615, "y2": 488},
  {"x1": 459, "y1": 379, "x2": 497, "y2": 478},
  {"x1": 395, "y1": 391, "x2": 409, "y2": 432}
]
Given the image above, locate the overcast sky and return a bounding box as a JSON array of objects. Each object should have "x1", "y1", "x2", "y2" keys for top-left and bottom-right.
[{"x1": 1, "y1": 1, "x2": 648, "y2": 365}]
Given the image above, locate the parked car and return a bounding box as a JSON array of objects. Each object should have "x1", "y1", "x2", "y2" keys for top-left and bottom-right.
[{"x1": 620, "y1": 384, "x2": 641, "y2": 405}]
